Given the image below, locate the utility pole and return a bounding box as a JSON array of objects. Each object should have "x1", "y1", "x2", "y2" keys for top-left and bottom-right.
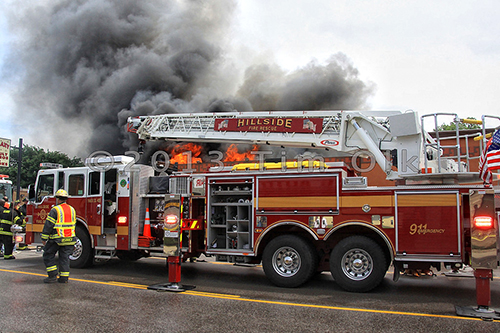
[{"x1": 16, "y1": 138, "x2": 22, "y2": 200}]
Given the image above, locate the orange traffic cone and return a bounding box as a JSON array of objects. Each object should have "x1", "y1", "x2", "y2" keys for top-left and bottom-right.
[{"x1": 144, "y1": 208, "x2": 152, "y2": 237}]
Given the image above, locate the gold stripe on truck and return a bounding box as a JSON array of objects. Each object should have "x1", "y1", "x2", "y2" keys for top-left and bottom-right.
[
  {"x1": 397, "y1": 194, "x2": 457, "y2": 207},
  {"x1": 258, "y1": 196, "x2": 336, "y2": 208}
]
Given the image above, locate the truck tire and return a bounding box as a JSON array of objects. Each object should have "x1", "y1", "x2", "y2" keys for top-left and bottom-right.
[
  {"x1": 330, "y1": 236, "x2": 387, "y2": 292},
  {"x1": 262, "y1": 235, "x2": 318, "y2": 288},
  {"x1": 70, "y1": 225, "x2": 94, "y2": 268}
]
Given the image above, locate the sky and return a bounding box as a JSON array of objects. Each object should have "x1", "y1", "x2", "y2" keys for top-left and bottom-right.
[
  {"x1": 232, "y1": 1, "x2": 500, "y2": 113},
  {"x1": 1, "y1": 0, "x2": 499, "y2": 157}
]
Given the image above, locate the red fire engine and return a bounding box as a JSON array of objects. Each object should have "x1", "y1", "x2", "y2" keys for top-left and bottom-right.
[{"x1": 25, "y1": 110, "x2": 499, "y2": 317}]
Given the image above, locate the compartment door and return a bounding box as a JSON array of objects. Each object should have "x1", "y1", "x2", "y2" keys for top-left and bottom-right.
[{"x1": 395, "y1": 191, "x2": 460, "y2": 256}]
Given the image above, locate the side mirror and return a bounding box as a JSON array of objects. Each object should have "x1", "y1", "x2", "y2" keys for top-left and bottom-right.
[{"x1": 28, "y1": 185, "x2": 35, "y2": 202}]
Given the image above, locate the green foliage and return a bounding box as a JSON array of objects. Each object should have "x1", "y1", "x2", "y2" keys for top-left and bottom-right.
[
  {"x1": 436, "y1": 117, "x2": 481, "y2": 131},
  {"x1": 0, "y1": 145, "x2": 83, "y2": 188}
]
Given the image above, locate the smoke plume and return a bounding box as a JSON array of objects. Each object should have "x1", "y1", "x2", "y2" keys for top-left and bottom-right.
[{"x1": 4, "y1": 0, "x2": 374, "y2": 158}]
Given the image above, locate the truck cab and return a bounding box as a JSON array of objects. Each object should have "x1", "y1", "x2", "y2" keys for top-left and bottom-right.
[{"x1": 26, "y1": 156, "x2": 153, "y2": 267}]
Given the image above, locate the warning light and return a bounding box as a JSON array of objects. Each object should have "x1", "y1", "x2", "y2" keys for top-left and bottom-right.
[
  {"x1": 117, "y1": 216, "x2": 127, "y2": 224},
  {"x1": 15, "y1": 235, "x2": 24, "y2": 243},
  {"x1": 165, "y1": 214, "x2": 179, "y2": 226},
  {"x1": 473, "y1": 216, "x2": 493, "y2": 229}
]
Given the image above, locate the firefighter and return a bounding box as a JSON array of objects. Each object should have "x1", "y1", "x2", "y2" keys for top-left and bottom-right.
[
  {"x1": 0, "y1": 198, "x2": 22, "y2": 260},
  {"x1": 14, "y1": 199, "x2": 28, "y2": 250},
  {"x1": 3, "y1": 196, "x2": 10, "y2": 209},
  {"x1": 41, "y1": 189, "x2": 76, "y2": 283}
]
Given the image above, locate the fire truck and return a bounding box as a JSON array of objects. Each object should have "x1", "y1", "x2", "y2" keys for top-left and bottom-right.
[
  {"x1": 25, "y1": 110, "x2": 499, "y2": 313},
  {"x1": 0, "y1": 174, "x2": 13, "y2": 201}
]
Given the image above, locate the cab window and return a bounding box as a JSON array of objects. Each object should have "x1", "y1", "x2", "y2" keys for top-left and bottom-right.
[
  {"x1": 89, "y1": 172, "x2": 101, "y2": 195},
  {"x1": 68, "y1": 174, "x2": 85, "y2": 196},
  {"x1": 36, "y1": 174, "x2": 55, "y2": 202},
  {"x1": 58, "y1": 171, "x2": 65, "y2": 190}
]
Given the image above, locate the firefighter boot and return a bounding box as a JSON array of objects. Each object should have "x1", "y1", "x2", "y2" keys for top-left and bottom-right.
[
  {"x1": 44, "y1": 274, "x2": 58, "y2": 283},
  {"x1": 58, "y1": 278, "x2": 68, "y2": 284}
]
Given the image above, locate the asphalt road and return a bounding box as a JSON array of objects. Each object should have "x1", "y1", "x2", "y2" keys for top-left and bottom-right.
[{"x1": 1, "y1": 249, "x2": 499, "y2": 333}]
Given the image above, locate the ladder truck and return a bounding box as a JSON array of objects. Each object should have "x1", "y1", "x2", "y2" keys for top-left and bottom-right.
[
  {"x1": 24, "y1": 110, "x2": 499, "y2": 317},
  {"x1": 127, "y1": 110, "x2": 499, "y2": 316}
]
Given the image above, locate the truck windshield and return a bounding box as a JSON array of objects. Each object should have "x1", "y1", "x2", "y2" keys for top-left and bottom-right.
[
  {"x1": 0, "y1": 182, "x2": 13, "y2": 200},
  {"x1": 36, "y1": 174, "x2": 55, "y2": 202}
]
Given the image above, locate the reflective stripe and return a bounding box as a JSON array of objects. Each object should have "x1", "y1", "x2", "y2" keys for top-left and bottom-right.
[
  {"x1": 46, "y1": 265, "x2": 58, "y2": 273},
  {"x1": 60, "y1": 272, "x2": 69, "y2": 277}
]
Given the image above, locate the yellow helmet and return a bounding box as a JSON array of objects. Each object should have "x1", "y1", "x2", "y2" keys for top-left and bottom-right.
[{"x1": 55, "y1": 189, "x2": 69, "y2": 198}]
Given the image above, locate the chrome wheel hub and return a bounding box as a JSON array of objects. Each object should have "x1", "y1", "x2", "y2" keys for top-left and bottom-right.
[
  {"x1": 69, "y1": 238, "x2": 82, "y2": 260},
  {"x1": 272, "y1": 246, "x2": 301, "y2": 277},
  {"x1": 341, "y1": 248, "x2": 373, "y2": 281}
]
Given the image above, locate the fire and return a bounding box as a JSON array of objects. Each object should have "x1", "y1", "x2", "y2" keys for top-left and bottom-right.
[
  {"x1": 169, "y1": 143, "x2": 203, "y2": 164},
  {"x1": 223, "y1": 144, "x2": 259, "y2": 162}
]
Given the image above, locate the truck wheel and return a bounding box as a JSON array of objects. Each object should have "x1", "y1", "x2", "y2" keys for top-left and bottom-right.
[
  {"x1": 70, "y1": 225, "x2": 94, "y2": 268},
  {"x1": 330, "y1": 236, "x2": 387, "y2": 292},
  {"x1": 262, "y1": 235, "x2": 318, "y2": 288}
]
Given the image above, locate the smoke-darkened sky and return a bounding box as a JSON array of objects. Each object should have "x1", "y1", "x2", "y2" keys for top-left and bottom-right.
[{"x1": 1, "y1": 1, "x2": 500, "y2": 158}]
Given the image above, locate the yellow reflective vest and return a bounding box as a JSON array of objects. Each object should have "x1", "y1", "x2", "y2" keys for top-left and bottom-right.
[{"x1": 41, "y1": 203, "x2": 76, "y2": 246}]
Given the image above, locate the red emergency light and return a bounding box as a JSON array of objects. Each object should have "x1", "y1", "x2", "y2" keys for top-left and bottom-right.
[
  {"x1": 473, "y1": 216, "x2": 494, "y2": 229},
  {"x1": 117, "y1": 216, "x2": 127, "y2": 224},
  {"x1": 165, "y1": 214, "x2": 179, "y2": 226}
]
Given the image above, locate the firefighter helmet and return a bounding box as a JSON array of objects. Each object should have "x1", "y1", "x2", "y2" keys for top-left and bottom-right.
[{"x1": 55, "y1": 189, "x2": 69, "y2": 198}]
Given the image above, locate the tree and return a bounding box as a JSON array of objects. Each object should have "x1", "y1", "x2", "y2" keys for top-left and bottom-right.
[
  {"x1": 436, "y1": 117, "x2": 481, "y2": 131},
  {"x1": 0, "y1": 145, "x2": 83, "y2": 188}
]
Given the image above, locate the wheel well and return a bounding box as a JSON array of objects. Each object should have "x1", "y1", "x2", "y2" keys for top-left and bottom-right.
[
  {"x1": 323, "y1": 224, "x2": 393, "y2": 271},
  {"x1": 255, "y1": 223, "x2": 393, "y2": 273},
  {"x1": 255, "y1": 224, "x2": 318, "y2": 260},
  {"x1": 75, "y1": 219, "x2": 93, "y2": 248}
]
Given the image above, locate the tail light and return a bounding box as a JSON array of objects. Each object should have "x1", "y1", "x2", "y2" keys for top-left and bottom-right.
[
  {"x1": 473, "y1": 216, "x2": 494, "y2": 229},
  {"x1": 117, "y1": 216, "x2": 127, "y2": 224}
]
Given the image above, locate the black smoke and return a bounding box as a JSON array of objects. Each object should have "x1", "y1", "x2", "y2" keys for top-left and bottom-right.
[{"x1": 4, "y1": 0, "x2": 374, "y2": 158}]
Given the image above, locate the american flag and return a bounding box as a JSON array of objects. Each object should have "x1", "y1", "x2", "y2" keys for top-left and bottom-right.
[{"x1": 478, "y1": 129, "x2": 500, "y2": 183}]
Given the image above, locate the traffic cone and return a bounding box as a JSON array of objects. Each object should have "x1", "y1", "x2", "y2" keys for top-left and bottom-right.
[{"x1": 144, "y1": 208, "x2": 152, "y2": 237}]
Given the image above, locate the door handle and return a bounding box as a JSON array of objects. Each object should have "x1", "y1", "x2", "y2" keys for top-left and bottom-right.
[{"x1": 97, "y1": 204, "x2": 101, "y2": 215}]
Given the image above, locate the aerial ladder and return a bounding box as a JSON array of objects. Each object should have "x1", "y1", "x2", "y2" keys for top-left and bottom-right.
[{"x1": 127, "y1": 110, "x2": 481, "y2": 182}]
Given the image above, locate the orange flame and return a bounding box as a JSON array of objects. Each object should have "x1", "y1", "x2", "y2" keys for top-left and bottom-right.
[
  {"x1": 223, "y1": 144, "x2": 259, "y2": 162},
  {"x1": 169, "y1": 143, "x2": 203, "y2": 164}
]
